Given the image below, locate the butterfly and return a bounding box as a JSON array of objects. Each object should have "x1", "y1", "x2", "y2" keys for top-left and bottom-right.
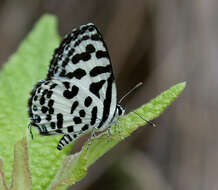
[{"x1": 28, "y1": 23, "x2": 126, "y2": 150}]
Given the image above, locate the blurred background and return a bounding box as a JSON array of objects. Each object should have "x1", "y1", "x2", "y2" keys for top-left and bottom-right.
[{"x1": 0, "y1": 0, "x2": 217, "y2": 190}]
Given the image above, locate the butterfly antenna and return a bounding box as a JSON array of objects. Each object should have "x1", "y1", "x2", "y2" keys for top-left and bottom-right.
[
  {"x1": 133, "y1": 111, "x2": 157, "y2": 127},
  {"x1": 119, "y1": 82, "x2": 143, "y2": 104}
]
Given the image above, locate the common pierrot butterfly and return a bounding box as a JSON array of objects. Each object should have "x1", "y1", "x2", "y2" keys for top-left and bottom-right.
[{"x1": 28, "y1": 23, "x2": 127, "y2": 150}]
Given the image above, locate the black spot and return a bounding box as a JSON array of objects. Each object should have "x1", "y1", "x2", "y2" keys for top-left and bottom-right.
[
  {"x1": 57, "y1": 113, "x2": 63, "y2": 128},
  {"x1": 74, "y1": 40, "x2": 81, "y2": 47},
  {"x1": 56, "y1": 129, "x2": 63, "y2": 134},
  {"x1": 41, "y1": 106, "x2": 48, "y2": 113},
  {"x1": 33, "y1": 96, "x2": 38, "y2": 101},
  {"x1": 62, "y1": 60, "x2": 67, "y2": 67},
  {"x1": 44, "y1": 81, "x2": 50, "y2": 85},
  {"x1": 49, "y1": 107, "x2": 54, "y2": 114},
  {"x1": 88, "y1": 27, "x2": 94, "y2": 32},
  {"x1": 79, "y1": 110, "x2": 86, "y2": 117},
  {"x1": 82, "y1": 124, "x2": 89, "y2": 131},
  {"x1": 63, "y1": 81, "x2": 70, "y2": 89},
  {"x1": 37, "y1": 88, "x2": 41, "y2": 93},
  {"x1": 33, "y1": 105, "x2": 37, "y2": 111},
  {"x1": 81, "y1": 52, "x2": 91, "y2": 61},
  {"x1": 72, "y1": 52, "x2": 91, "y2": 64},
  {"x1": 67, "y1": 126, "x2": 74, "y2": 133},
  {"x1": 40, "y1": 97, "x2": 45, "y2": 105},
  {"x1": 65, "y1": 35, "x2": 72, "y2": 44},
  {"x1": 63, "y1": 85, "x2": 79, "y2": 99},
  {"x1": 48, "y1": 99, "x2": 54, "y2": 107},
  {"x1": 55, "y1": 47, "x2": 63, "y2": 55},
  {"x1": 91, "y1": 106, "x2": 97, "y2": 125},
  {"x1": 71, "y1": 101, "x2": 78, "y2": 114},
  {"x1": 89, "y1": 80, "x2": 106, "y2": 98},
  {"x1": 84, "y1": 96, "x2": 92, "y2": 107},
  {"x1": 42, "y1": 89, "x2": 48, "y2": 96},
  {"x1": 50, "y1": 122, "x2": 56, "y2": 129},
  {"x1": 50, "y1": 83, "x2": 57, "y2": 89},
  {"x1": 81, "y1": 35, "x2": 89, "y2": 41},
  {"x1": 72, "y1": 32, "x2": 79, "y2": 40},
  {"x1": 80, "y1": 29, "x2": 86, "y2": 34},
  {"x1": 59, "y1": 69, "x2": 66, "y2": 77},
  {"x1": 34, "y1": 115, "x2": 41, "y2": 123},
  {"x1": 91, "y1": 34, "x2": 100, "y2": 41},
  {"x1": 68, "y1": 48, "x2": 75, "y2": 57},
  {"x1": 66, "y1": 68, "x2": 86, "y2": 80},
  {"x1": 86, "y1": 44, "x2": 95, "y2": 53},
  {"x1": 62, "y1": 57, "x2": 69, "y2": 67},
  {"x1": 72, "y1": 54, "x2": 81, "y2": 64},
  {"x1": 90, "y1": 65, "x2": 111, "y2": 77},
  {"x1": 82, "y1": 25, "x2": 89, "y2": 30},
  {"x1": 47, "y1": 91, "x2": 53, "y2": 98},
  {"x1": 46, "y1": 114, "x2": 51, "y2": 121},
  {"x1": 73, "y1": 134, "x2": 77, "y2": 138},
  {"x1": 73, "y1": 117, "x2": 82, "y2": 124},
  {"x1": 96, "y1": 51, "x2": 109, "y2": 59}
]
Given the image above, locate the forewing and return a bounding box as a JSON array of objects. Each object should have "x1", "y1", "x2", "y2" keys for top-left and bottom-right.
[{"x1": 47, "y1": 23, "x2": 117, "y2": 129}]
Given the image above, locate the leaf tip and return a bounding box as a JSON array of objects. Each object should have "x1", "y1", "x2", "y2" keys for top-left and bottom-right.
[
  {"x1": 179, "y1": 81, "x2": 186, "y2": 88},
  {"x1": 175, "y1": 81, "x2": 187, "y2": 94}
]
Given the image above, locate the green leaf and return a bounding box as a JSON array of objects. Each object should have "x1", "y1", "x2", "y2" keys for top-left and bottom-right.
[
  {"x1": 0, "y1": 12, "x2": 186, "y2": 190},
  {"x1": 10, "y1": 138, "x2": 31, "y2": 190},
  {"x1": 0, "y1": 15, "x2": 71, "y2": 190},
  {"x1": 46, "y1": 82, "x2": 186, "y2": 189}
]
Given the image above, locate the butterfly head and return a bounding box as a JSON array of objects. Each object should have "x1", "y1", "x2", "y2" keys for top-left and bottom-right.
[{"x1": 116, "y1": 104, "x2": 125, "y2": 117}]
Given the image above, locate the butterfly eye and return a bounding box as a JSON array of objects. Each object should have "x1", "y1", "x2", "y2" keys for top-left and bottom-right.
[{"x1": 117, "y1": 105, "x2": 125, "y2": 116}]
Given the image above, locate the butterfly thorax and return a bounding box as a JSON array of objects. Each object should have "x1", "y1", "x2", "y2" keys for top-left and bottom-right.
[{"x1": 98, "y1": 104, "x2": 125, "y2": 132}]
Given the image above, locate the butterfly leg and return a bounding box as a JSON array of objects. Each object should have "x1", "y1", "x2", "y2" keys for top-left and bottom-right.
[
  {"x1": 57, "y1": 134, "x2": 75, "y2": 150},
  {"x1": 117, "y1": 120, "x2": 122, "y2": 139},
  {"x1": 107, "y1": 127, "x2": 112, "y2": 142},
  {"x1": 117, "y1": 120, "x2": 121, "y2": 135},
  {"x1": 87, "y1": 128, "x2": 97, "y2": 151},
  {"x1": 28, "y1": 123, "x2": 34, "y2": 140}
]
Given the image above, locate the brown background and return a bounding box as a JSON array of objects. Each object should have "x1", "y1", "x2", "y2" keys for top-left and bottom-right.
[{"x1": 0, "y1": 0, "x2": 217, "y2": 190}]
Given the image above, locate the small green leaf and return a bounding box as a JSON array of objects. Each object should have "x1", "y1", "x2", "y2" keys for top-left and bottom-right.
[
  {"x1": 50, "y1": 82, "x2": 186, "y2": 189},
  {"x1": 10, "y1": 138, "x2": 31, "y2": 190},
  {"x1": 0, "y1": 159, "x2": 9, "y2": 190},
  {"x1": 47, "y1": 149, "x2": 87, "y2": 190}
]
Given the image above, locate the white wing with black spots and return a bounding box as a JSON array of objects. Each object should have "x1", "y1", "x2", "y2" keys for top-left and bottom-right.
[{"x1": 28, "y1": 23, "x2": 124, "y2": 150}]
